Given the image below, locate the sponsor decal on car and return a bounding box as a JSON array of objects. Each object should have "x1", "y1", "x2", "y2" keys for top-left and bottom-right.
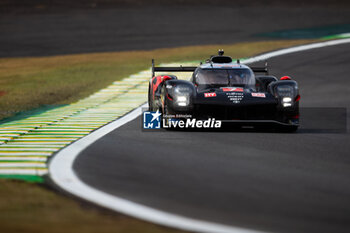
[
  {"x1": 222, "y1": 87, "x2": 244, "y2": 92},
  {"x1": 204, "y1": 92, "x2": 217, "y2": 97},
  {"x1": 251, "y1": 93, "x2": 266, "y2": 98},
  {"x1": 226, "y1": 92, "x2": 244, "y2": 103}
]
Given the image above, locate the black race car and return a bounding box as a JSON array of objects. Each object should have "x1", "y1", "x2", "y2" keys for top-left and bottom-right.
[{"x1": 148, "y1": 50, "x2": 300, "y2": 131}]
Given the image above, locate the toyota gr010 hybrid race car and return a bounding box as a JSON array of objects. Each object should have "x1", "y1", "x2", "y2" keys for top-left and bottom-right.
[{"x1": 148, "y1": 50, "x2": 300, "y2": 131}]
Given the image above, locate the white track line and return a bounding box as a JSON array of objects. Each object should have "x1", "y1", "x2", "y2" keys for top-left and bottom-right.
[
  {"x1": 0, "y1": 162, "x2": 46, "y2": 168},
  {"x1": 243, "y1": 38, "x2": 350, "y2": 64},
  {"x1": 49, "y1": 38, "x2": 350, "y2": 233}
]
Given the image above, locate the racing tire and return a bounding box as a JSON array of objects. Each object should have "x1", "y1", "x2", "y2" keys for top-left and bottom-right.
[
  {"x1": 162, "y1": 98, "x2": 170, "y2": 128},
  {"x1": 148, "y1": 84, "x2": 153, "y2": 111}
]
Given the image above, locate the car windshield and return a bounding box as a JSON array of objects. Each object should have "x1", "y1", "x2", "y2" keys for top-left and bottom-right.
[{"x1": 195, "y1": 68, "x2": 255, "y2": 90}]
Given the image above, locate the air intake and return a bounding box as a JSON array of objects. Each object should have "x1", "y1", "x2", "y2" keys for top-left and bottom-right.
[{"x1": 210, "y1": 56, "x2": 232, "y2": 63}]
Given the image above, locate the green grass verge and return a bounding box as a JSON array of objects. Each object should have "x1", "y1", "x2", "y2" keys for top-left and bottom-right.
[
  {"x1": 0, "y1": 179, "x2": 185, "y2": 233},
  {"x1": 0, "y1": 175, "x2": 44, "y2": 183},
  {"x1": 0, "y1": 39, "x2": 315, "y2": 120}
]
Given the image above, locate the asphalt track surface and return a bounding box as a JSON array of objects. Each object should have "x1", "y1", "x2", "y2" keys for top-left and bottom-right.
[
  {"x1": 1, "y1": 5, "x2": 350, "y2": 57},
  {"x1": 73, "y1": 43, "x2": 350, "y2": 233}
]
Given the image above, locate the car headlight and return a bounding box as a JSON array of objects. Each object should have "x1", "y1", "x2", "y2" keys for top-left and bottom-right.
[
  {"x1": 176, "y1": 95, "x2": 189, "y2": 106},
  {"x1": 282, "y1": 95, "x2": 293, "y2": 107},
  {"x1": 276, "y1": 85, "x2": 294, "y2": 97},
  {"x1": 177, "y1": 96, "x2": 187, "y2": 102},
  {"x1": 282, "y1": 97, "x2": 292, "y2": 102},
  {"x1": 174, "y1": 85, "x2": 191, "y2": 94},
  {"x1": 276, "y1": 85, "x2": 295, "y2": 107},
  {"x1": 174, "y1": 85, "x2": 192, "y2": 106}
]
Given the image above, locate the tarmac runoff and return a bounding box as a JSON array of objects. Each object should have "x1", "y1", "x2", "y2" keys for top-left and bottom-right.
[{"x1": 0, "y1": 63, "x2": 194, "y2": 182}]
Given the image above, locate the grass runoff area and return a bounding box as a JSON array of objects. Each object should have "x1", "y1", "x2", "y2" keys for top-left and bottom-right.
[
  {"x1": 0, "y1": 40, "x2": 314, "y2": 232},
  {"x1": 0, "y1": 179, "x2": 185, "y2": 233}
]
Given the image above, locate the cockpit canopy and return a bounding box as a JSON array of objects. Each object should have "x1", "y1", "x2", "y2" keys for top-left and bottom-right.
[{"x1": 193, "y1": 68, "x2": 255, "y2": 91}]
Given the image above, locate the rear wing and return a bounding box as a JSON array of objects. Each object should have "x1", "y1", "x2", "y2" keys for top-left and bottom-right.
[
  {"x1": 151, "y1": 59, "x2": 268, "y2": 77},
  {"x1": 151, "y1": 59, "x2": 197, "y2": 78},
  {"x1": 251, "y1": 66, "x2": 269, "y2": 74}
]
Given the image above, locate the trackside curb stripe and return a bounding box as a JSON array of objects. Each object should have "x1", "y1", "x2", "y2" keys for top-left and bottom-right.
[
  {"x1": 49, "y1": 38, "x2": 350, "y2": 233},
  {"x1": 49, "y1": 104, "x2": 262, "y2": 233}
]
